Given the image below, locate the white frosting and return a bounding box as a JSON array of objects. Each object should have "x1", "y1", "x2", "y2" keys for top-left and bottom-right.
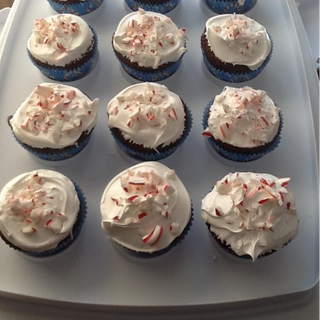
[
  {"x1": 113, "y1": 8, "x2": 187, "y2": 69},
  {"x1": 205, "y1": 14, "x2": 271, "y2": 70},
  {"x1": 201, "y1": 172, "x2": 299, "y2": 261},
  {"x1": 0, "y1": 170, "x2": 80, "y2": 252},
  {"x1": 107, "y1": 83, "x2": 185, "y2": 150},
  {"x1": 10, "y1": 83, "x2": 98, "y2": 149},
  {"x1": 203, "y1": 86, "x2": 280, "y2": 148},
  {"x1": 100, "y1": 162, "x2": 191, "y2": 253},
  {"x1": 27, "y1": 14, "x2": 94, "y2": 67}
]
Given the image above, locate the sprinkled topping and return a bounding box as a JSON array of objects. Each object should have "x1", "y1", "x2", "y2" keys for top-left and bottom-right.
[
  {"x1": 10, "y1": 83, "x2": 98, "y2": 149},
  {"x1": 107, "y1": 82, "x2": 186, "y2": 149},
  {"x1": 201, "y1": 172, "x2": 298, "y2": 261},
  {"x1": 28, "y1": 14, "x2": 94, "y2": 67},
  {"x1": 113, "y1": 9, "x2": 187, "y2": 69},
  {"x1": 100, "y1": 162, "x2": 191, "y2": 253},
  {"x1": 205, "y1": 86, "x2": 280, "y2": 148},
  {"x1": 205, "y1": 14, "x2": 271, "y2": 70},
  {"x1": 0, "y1": 170, "x2": 80, "y2": 252},
  {"x1": 109, "y1": 169, "x2": 175, "y2": 227}
]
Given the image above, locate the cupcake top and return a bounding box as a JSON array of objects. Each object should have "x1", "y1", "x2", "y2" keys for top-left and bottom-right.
[
  {"x1": 203, "y1": 86, "x2": 280, "y2": 148},
  {"x1": 0, "y1": 170, "x2": 80, "y2": 252},
  {"x1": 9, "y1": 83, "x2": 98, "y2": 149},
  {"x1": 201, "y1": 172, "x2": 299, "y2": 261},
  {"x1": 113, "y1": 8, "x2": 187, "y2": 69},
  {"x1": 107, "y1": 82, "x2": 186, "y2": 149},
  {"x1": 205, "y1": 14, "x2": 271, "y2": 70},
  {"x1": 100, "y1": 162, "x2": 191, "y2": 253},
  {"x1": 27, "y1": 14, "x2": 94, "y2": 67}
]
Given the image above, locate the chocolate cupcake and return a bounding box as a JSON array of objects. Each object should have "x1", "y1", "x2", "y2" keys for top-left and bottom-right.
[
  {"x1": 27, "y1": 14, "x2": 98, "y2": 81},
  {"x1": 100, "y1": 162, "x2": 193, "y2": 257},
  {"x1": 112, "y1": 8, "x2": 187, "y2": 82},
  {"x1": 8, "y1": 83, "x2": 98, "y2": 161},
  {"x1": 201, "y1": 172, "x2": 299, "y2": 261},
  {"x1": 201, "y1": 14, "x2": 272, "y2": 82},
  {"x1": 125, "y1": 0, "x2": 181, "y2": 14},
  {"x1": 202, "y1": 86, "x2": 282, "y2": 162},
  {"x1": 47, "y1": 0, "x2": 104, "y2": 16},
  {"x1": 0, "y1": 170, "x2": 87, "y2": 257},
  {"x1": 107, "y1": 82, "x2": 192, "y2": 161}
]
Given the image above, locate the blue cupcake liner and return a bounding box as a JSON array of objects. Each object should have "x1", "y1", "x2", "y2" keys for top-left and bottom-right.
[
  {"x1": 202, "y1": 100, "x2": 283, "y2": 162},
  {"x1": 47, "y1": 0, "x2": 104, "y2": 15},
  {"x1": 27, "y1": 28, "x2": 98, "y2": 82},
  {"x1": 114, "y1": 203, "x2": 194, "y2": 259},
  {"x1": 201, "y1": 35, "x2": 273, "y2": 83},
  {"x1": 204, "y1": 0, "x2": 257, "y2": 14},
  {"x1": 125, "y1": 0, "x2": 180, "y2": 14},
  {"x1": 22, "y1": 183, "x2": 87, "y2": 258},
  {"x1": 118, "y1": 56, "x2": 183, "y2": 82},
  {"x1": 110, "y1": 105, "x2": 193, "y2": 161},
  {"x1": 12, "y1": 130, "x2": 93, "y2": 161}
]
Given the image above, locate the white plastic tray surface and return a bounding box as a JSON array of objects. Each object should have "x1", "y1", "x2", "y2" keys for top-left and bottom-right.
[
  {"x1": 0, "y1": 0, "x2": 318, "y2": 308},
  {"x1": 0, "y1": 8, "x2": 10, "y2": 36}
]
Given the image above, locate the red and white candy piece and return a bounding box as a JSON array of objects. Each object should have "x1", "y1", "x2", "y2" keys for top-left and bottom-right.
[
  {"x1": 278, "y1": 178, "x2": 290, "y2": 187},
  {"x1": 128, "y1": 176, "x2": 146, "y2": 186},
  {"x1": 35, "y1": 85, "x2": 53, "y2": 97},
  {"x1": 169, "y1": 222, "x2": 179, "y2": 235},
  {"x1": 142, "y1": 225, "x2": 164, "y2": 246},
  {"x1": 22, "y1": 225, "x2": 36, "y2": 235}
]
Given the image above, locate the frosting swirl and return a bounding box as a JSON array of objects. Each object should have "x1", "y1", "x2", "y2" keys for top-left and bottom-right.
[
  {"x1": 107, "y1": 82, "x2": 185, "y2": 149},
  {"x1": 201, "y1": 172, "x2": 299, "y2": 261},
  {"x1": 0, "y1": 170, "x2": 80, "y2": 252},
  {"x1": 100, "y1": 162, "x2": 191, "y2": 253},
  {"x1": 27, "y1": 14, "x2": 94, "y2": 67},
  {"x1": 203, "y1": 86, "x2": 280, "y2": 148},
  {"x1": 10, "y1": 83, "x2": 98, "y2": 148},
  {"x1": 205, "y1": 14, "x2": 271, "y2": 70},
  {"x1": 113, "y1": 8, "x2": 187, "y2": 69}
]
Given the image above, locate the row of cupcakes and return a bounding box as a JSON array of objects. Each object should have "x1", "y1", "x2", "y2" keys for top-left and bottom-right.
[
  {"x1": 27, "y1": 10, "x2": 272, "y2": 83},
  {"x1": 46, "y1": 0, "x2": 258, "y2": 15},
  {"x1": 0, "y1": 163, "x2": 298, "y2": 262},
  {"x1": 8, "y1": 82, "x2": 281, "y2": 163}
]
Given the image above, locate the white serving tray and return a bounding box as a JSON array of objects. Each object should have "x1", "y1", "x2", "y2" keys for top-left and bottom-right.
[
  {"x1": 0, "y1": 8, "x2": 10, "y2": 42},
  {"x1": 0, "y1": 0, "x2": 318, "y2": 315}
]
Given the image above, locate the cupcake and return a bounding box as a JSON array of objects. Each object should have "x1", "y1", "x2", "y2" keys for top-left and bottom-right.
[
  {"x1": 112, "y1": 8, "x2": 187, "y2": 82},
  {"x1": 100, "y1": 162, "x2": 192, "y2": 256},
  {"x1": 204, "y1": 0, "x2": 257, "y2": 14},
  {"x1": 47, "y1": 0, "x2": 104, "y2": 16},
  {"x1": 201, "y1": 14, "x2": 272, "y2": 82},
  {"x1": 0, "y1": 169, "x2": 87, "y2": 257},
  {"x1": 27, "y1": 14, "x2": 98, "y2": 82},
  {"x1": 107, "y1": 82, "x2": 192, "y2": 161},
  {"x1": 202, "y1": 86, "x2": 282, "y2": 162},
  {"x1": 125, "y1": 0, "x2": 181, "y2": 14},
  {"x1": 201, "y1": 172, "x2": 299, "y2": 261},
  {"x1": 8, "y1": 83, "x2": 98, "y2": 161}
]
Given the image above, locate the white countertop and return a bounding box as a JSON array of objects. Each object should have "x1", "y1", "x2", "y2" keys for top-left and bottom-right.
[{"x1": 0, "y1": 1, "x2": 318, "y2": 319}]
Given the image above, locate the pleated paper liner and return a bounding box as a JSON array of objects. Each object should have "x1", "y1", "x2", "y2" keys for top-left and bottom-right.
[
  {"x1": 125, "y1": 0, "x2": 181, "y2": 14},
  {"x1": 47, "y1": 0, "x2": 104, "y2": 16}
]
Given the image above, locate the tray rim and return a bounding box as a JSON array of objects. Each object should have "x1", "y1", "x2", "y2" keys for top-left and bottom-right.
[{"x1": 0, "y1": 281, "x2": 318, "y2": 317}]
